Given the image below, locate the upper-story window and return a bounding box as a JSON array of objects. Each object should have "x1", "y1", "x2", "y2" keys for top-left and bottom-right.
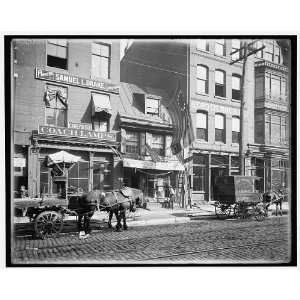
[
  {"x1": 265, "y1": 73, "x2": 287, "y2": 100},
  {"x1": 215, "y1": 39, "x2": 226, "y2": 56},
  {"x1": 47, "y1": 40, "x2": 68, "y2": 70},
  {"x1": 145, "y1": 97, "x2": 160, "y2": 117},
  {"x1": 126, "y1": 131, "x2": 140, "y2": 154},
  {"x1": 232, "y1": 74, "x2": 241, "y2": 100},
  {"x1": 255, "y1": 40, "x2": 264, "y2": 58},
  {"x1": 232, "y1": 116, "x2": 240, "y2": 144},
  {"x1": 91, "y1": 42, "x2": 111, "y2": 79},
  {"x1": 93, "y1": 119, "x2": 108, "y2": 132},
  {"x1": 215, "y1": 113, "x2": 226, "y2": 143},
  {"x1": 45, "y1": 85, "x2": 68, "y2": 127},
  {"x1": 215, "y1": 70, "x2": 226, "y2": 98},
  {"x1": 264, "y1": 41, "x2": 274, "y2": 62},
  {"x1": 231, "y1": 39, "x2": 241, "y2": 61},
  {"x1": 196, "y1": 40, "x2": 209, "y2": 52},
  {"x1": 152, "y1": 134, "x2": 165, "y2": 156},
  {"x1": 196, "y1": 111, "x2": 208, "y2": 141},
  {"x1": 196, "y1": 65, "x2": 209, "y2": 94},
  {"x1": 274, "y1": 45, "x2": 281, "y2": 64}
]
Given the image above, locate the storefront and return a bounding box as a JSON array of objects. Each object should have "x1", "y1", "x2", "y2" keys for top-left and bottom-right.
[
  {"x1": 123, "y1": 158, "x2": 184, "y2": 203},
  {"x1": 27, "y1": 125, "x2": 120, "y2": 198}
]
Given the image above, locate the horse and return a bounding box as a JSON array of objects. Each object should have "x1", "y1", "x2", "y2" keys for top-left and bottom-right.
[
  {"x1": 262, "y1": 189, "x2": 286, "y2": 216},
  {"x1": 73, "y1": 187, "x2": 144, "y2": 237}
]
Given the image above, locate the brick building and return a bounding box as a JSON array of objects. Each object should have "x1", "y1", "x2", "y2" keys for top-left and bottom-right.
[
  {"x1": 121, "y1": 38, "x2": 290, "y2": 205},
  {"x1": 13, "y1": 39, "x2": 123, "y2": 198}
]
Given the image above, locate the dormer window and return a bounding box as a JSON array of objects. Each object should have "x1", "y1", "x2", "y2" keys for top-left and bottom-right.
[{"x1": 145, "y1": 97, "x2": 160, "y2": 117}]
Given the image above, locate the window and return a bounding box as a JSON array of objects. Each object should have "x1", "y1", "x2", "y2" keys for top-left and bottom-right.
[
  {"x1": 265, "y1": 114, "x2": 288, "y2": 145},
  {"x1": 255, "y1": 40, "x2": 264, "y2": 58},
  {"x1": 215, "y1": 39, "x2": 226, "y2": 56},
  {"x1": 40, "y1": 163, "x2": 49, "y2": 194},
  {"x1": 91, "y1": 42, "x2": 111, "y2": 79},
  {"x1": 232, "y1": 74, "x2": 241, "y2": 100},
  {"x1": 231, "y1": 39, "x2": 241, "y2": 60},
  {"x1": 146, "y1": 97, "x2": 160, "y2": 117},
  {"x1": 232, "y1": 116, "x2": 240, "y2": 144},
  {"x1": 93, "y1": 161, "x2": 112, "y2": 191},
  {"x1": 47, "y1": 39, "x2": 68, "y2": 69},
  {"x1": 215, "y1": 70, "x2": 226, "y2": 97},
  {"x1": 68, "y1": 161, "x2": 89, "y2": 193},
  {"x1": 265, "y1": 73, "x2": 287, "y2": 100},
  {"x1": 196, "y1": 111, "x2": 208, "y2": 141},
  {"x1": 196, "y1": 65, "x2": 209, "y2": 94},
  {"x1": 274, "y1": 46, "x2": 281, "y2": 64},
  {"x1": 193, "y1": 154, "x2": 207, "y2": 192},
  {"x1": 152, "y1": 134, "x2": 164, "y2": 156},
  {"x1": 264, "y1": 41, "x2": 274, "y2": 62},
  {"x1": 126, "y1": 131, "x2": 139, "y2": 154},
  {"x1": 196, "y1": 40, "x2": 209, "y2": 51},
  {"x1": 215, "y1": 114, "x2": 225, "y2": 143},
  {"x1": 93, "y1": 119, "x2": 108, "y2": 132},
  {"x1": 45, "y1": 85, "x2": 67, "y2": 127}
]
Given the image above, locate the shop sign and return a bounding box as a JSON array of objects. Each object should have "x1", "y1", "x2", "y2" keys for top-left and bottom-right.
[
  {"x1": 14, "y1": 157, "x2": 26, "y2": 168},
  {"x1": 255, "y1": 61, "x2": 288, "y2": 72},
  {"x1": 68, "y1": 121, "x2": 92, "y2": 131},
  {"x1": 35, "y1": 68, "x2": 119, "y2": 94},
  {"x1": 39, "y1": 125, "x2": 116, "y2": 142}
]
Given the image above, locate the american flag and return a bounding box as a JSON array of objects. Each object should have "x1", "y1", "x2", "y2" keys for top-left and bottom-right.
[
  {"x1": 167, "y1": 80, "x2": 195, "y2": 155},
  {"x1": 145, "y1": 143, "x2": 161, "y2": 162}
]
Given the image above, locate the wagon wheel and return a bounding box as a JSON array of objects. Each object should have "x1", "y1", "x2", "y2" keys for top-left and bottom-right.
[
  {"x1": 34, "y1": 211, "x2": 64, "y2": 239},
  {"x1": 233, "y1": 203, "x2": 247, "y2": 219},
  {"x1": 215, "y1": 203, "x2": 232, "y2": 219},
  {"x1": 253, "y1": 204, "x2": 266, "y2": 222}
]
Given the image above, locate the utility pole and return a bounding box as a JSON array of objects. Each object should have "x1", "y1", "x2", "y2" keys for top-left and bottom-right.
[{"x1": 230, "y1": 40, "x2": 265, "y2": 175}]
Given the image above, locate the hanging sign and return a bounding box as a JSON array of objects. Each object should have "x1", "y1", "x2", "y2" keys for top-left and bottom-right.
[
  {"x1": 35, "y1": 68, "x2": 119, "y2": 94},
  {"x1": 14, "y1": 157, "x2": 26, "y2": 168}
]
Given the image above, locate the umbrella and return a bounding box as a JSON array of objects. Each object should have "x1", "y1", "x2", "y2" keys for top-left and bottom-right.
[{"x1": 47, "y1": 150, "x2": 81, "y2": 167}]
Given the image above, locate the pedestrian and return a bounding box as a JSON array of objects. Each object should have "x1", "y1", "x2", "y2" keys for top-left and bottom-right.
[{"x1": 169, "y1": 184, "x2": 175, "y2": 210}]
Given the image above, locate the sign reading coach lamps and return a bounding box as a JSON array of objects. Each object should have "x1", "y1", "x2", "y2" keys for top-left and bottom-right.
[{"x1": 38, "y1": 125, "x2": 117, "y2": 142}]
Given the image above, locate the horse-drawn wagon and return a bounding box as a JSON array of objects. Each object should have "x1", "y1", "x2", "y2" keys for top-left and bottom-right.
[
  {"x1": 14, "y1": 150, "x2": 144, "y2": 239},
  {"x1": 213, "y1": 175, "x2": 266, "y2": 221}
]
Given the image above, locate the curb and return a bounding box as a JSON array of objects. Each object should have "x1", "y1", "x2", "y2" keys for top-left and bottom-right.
[{"x1": 127, "y1": 217, "x2": 191, "y2": 227}]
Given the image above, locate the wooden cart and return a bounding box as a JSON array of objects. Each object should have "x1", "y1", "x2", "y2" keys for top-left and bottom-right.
[{"x1": 213, "y1": 176, "x2": 266, "y2": 221}]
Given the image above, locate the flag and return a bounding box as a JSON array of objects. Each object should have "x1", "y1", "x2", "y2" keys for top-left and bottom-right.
[
  {"x1": 145, "y1": 143, "x2": 160, "y2": 162},
  {"x1": 167, "y1": 80, "x2": 195, "y2": 155}
]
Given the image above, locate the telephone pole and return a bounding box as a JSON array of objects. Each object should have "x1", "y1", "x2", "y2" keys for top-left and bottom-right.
[{"x1": 230, "y1": 40, "x2": 265, "y2": 175}]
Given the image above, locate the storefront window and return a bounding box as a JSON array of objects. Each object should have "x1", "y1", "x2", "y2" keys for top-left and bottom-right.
[
  {"x1": 40, "y1": 163, "x2": 49, "y2": 195},
  {"x1": 193, "y1": 154, "x2": 207, "y2": 192},
  {"x1": 68, "y1": 161, "x2": 89, "y2": 193},
  {"x1": 93, "y1": 161, "x2": 112, "y2": 191}
]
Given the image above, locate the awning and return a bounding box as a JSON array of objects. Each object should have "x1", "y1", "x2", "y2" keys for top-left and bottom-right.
[
  {"x1": 47, "y1": 150, "x2": 81, "y2": 166},
  {"x1": 92, "y1": 93, "x2": 112, "y2": 116},
  {"x1": 123, "y1": 158, "x2": 184, "y2": 172}
]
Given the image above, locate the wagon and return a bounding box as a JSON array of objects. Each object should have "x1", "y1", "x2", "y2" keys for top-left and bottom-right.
[
  {"x1": 213, "y1": 176, "x2": 266, "y2": 221},
  {"x1": 14, "y1": 151, "x2": 84, "y2": 239}
]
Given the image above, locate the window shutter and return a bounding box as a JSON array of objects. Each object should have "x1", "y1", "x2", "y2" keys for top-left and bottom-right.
[
  {"x1": 120, "y1": 128, "x2": 126, "y2": 153},
  {"x1": 165, "y1": 135, "x2": 172, "y2": 157},
  {"x1": 140, "y1": 132, "x2": 146, "y2": 155}
]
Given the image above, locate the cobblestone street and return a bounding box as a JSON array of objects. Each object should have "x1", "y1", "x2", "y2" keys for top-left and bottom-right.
[{"x1": 11, "y1": 216, "x2": 291, "y2": 265}]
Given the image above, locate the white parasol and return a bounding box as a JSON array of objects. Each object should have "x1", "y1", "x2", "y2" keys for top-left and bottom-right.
[{"x1": 47, "y1": 150, "x2": 81, "y2": 167}]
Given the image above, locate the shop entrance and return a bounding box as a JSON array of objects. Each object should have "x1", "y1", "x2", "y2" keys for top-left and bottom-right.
[{"x1": 123, "y1": 168, "x2": 140, "y2": 189}]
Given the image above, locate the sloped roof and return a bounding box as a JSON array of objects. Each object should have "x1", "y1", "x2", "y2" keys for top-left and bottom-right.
[{"x1": 119, "y1": 82, "x2": 173, "y2": 128}]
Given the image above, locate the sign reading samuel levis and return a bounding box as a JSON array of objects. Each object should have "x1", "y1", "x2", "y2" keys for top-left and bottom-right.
[
  {"x1": 35, "y1": 68, "x2": 119, "y2": 94},
  {"x1": 39, "y1": 125, "x2": 117, "y2": 142}
]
